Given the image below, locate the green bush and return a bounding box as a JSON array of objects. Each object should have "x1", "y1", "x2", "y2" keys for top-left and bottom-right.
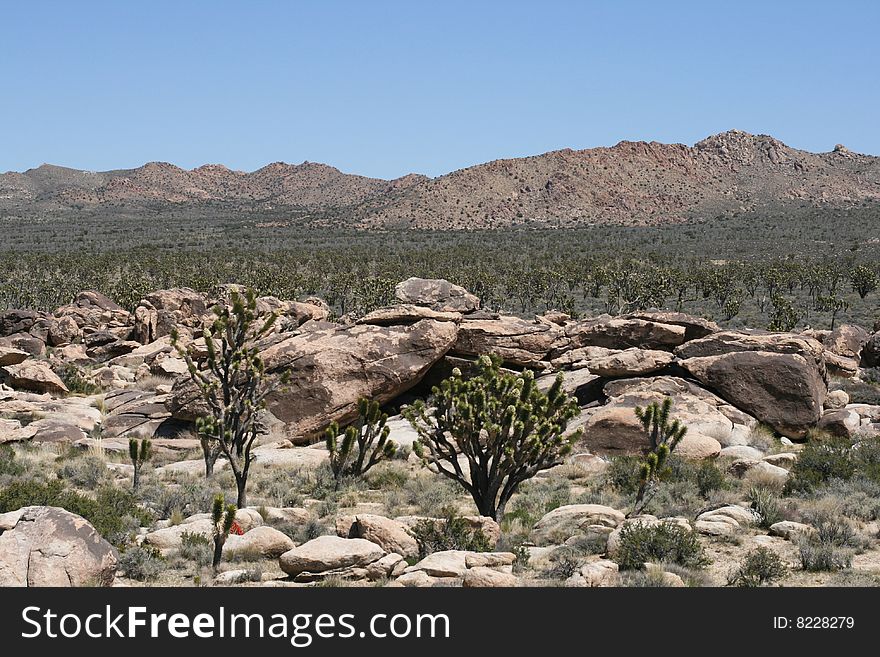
[
  {"x1": 605, "y1": 455, "x2": 643, "y2": 495},
  {"x1": 799, "y1": 540, "x2": 853, "y2": 572},
  {"x1": 613, "y1": 522, "x2": 710, "y2": 571},
  {"x1": 748, "y1": 486, "x2": 783, "y2": 528},
  {"x1": 728, "y1": 547, "x2": 788, "y2": 587},
  {"x1": 785, "y1": 434, "x2": 880, "y2": 492},
  {"x1": 57, "y1": 455, "x2": 110, "y2": 489},
  {"x1": 118, "y1": 545, "x2": 164, "y2": 581},
  {"x1": 410, "y1": 507, "x2": 490, "y2": 558},
  {"x1": 696, "y1": 460, "x2": 729, "y2": 498},
  {"x1": 0, "y1": 480, "x2": 151, "y2": 547},
  {"x1": 0, "y1": 445, "x2": 24, "y2": 477},
  {"x1": 179, "y1": 531, "x2": 213, "y2": 567},
  {"x1": 53, "y1": 363, "x2": 101, "y2": 395}
]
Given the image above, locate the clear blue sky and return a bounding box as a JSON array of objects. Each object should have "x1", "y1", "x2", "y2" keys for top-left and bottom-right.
[{"x1": 2, "y1": 1, "x2": 878, "y2": 178}]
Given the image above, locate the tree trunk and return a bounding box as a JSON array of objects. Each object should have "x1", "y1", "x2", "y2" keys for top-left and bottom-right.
[
  {"x1": 212, "y1": 536, "x2": 224, "y2": 570},
  {"x1": 236, "y1": 474, "x2": 248, "y2": 509}
]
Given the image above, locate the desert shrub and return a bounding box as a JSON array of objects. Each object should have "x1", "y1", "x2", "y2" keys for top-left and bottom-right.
[
  {"x1": 695, "y1": 460, "x2": 730, "y2": 498},
  {"x1": 179, "y1": 531, "x2": 213, "y2": 567},
  {"x1": 138, "y1": 478, "x2": 215, "y2": 518},
  {"x1": 662, "y1": 563, "x2": 713, "y2": 588},
  {"x1": 539, "y1": 548, "x2": 584, "y2": 581},
  {"x1": 748, "y1": 486, "x2": 784, "y2": 528},
  {"x1": 833, "y1": 377, "x2": 880, "y2": 405},
  {"x1": 619, "y1": 565, "x2": 683, "y2": 587},
  {"x1": 798, "y1": 540, "x2": 853, "y2": 572},
  {"x1": 275, "y1": 517, "x2": 330, "y2": 544},
  {"x1": 804, "y1": 509, "x2": 858, "y2": 548},
  {"x1": 57, "y1": 455, "x2": 110, "y2": 489},
  {"x1": 54, "y1": 363, "x2": 101, "y2": 395},
  {"x1": 502, "y1": 478, "x2": 571, "y2": 529},
  {"x1": 642, "y1": 480, "x2": 703, "y2": 518},
  {"x1": 410, "y1": 507, "x2": 490, "y2": 558},
  {"x1": 786, "y1": 434, "x2": 880, "y2": 492},
  {"x1": 814, "y1": 479, "x2": 880, "y2": 521},
  {"x1": 728, "y1": 548, "x2": 788, "y2": 587},
  {"x1": 613, "y1": 522, "x2": 710, "y2": 571},
  {"x1": 0, "y1": 445, "x2": 24, "y2": 477},
  {"x1": 604, "y1": 455, "x2": 643, "y2": 495},
  {"x1": 824, "y1": 571, "x2": 880, "y2": 587},
  {"x1": 364, "y1": 464, "x2": 409, "y2": 490},
  {"x1": 118, "y1": 545, "x2": 164, "y2": 581},
  {"x1": 397, "y1": 474, "x2": 460, "y2": 517},
  {"x1": 0, "y1": 480, "x2": 150, "y2": 547}
]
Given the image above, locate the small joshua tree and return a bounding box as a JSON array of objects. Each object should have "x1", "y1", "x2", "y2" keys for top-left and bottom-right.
[
  {"x1": 128, "y1": 436, "x2": 152, "y2": 493},
  {"x1": 630, "y1": 397, "x2": 687, "y2": 517},
  {"x1": 211, "y1": 494, "x2": 237, "y2": 571},
  {"x1": 325, "y1": 398, "x2": 397, "y2": 487},
  {"x1": 404, "y1": 355, "x2": 582, "y2": 521},
  {"x1": 173, "y1": 288, "x2": 286, "y2": 507}
]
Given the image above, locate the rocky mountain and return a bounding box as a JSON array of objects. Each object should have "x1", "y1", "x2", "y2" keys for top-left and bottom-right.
[{"x1": 2, "y1": 130, "x2": 878, "y2": 228}]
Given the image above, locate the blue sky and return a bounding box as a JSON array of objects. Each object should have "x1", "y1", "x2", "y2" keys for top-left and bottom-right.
[{"x1": 2, "y1": 1, "x2": 878, "y2": 178}]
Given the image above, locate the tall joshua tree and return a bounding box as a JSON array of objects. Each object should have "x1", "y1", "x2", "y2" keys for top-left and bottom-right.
[
  {"x1": 128, "y1": 436, "x2": 152, "y2": 493},
  {"x1": 325, "y1": 398, "x2": 397, "y2": 488},
  {"x1": 404, "y1": 355, "x2": 582, "y2": 521},
  {"x1": 630, "y1": 397, "x2": 687, "y2": 517},
  {"x1": 173, "y1": 288, "x2": 286, "y2": 508}
]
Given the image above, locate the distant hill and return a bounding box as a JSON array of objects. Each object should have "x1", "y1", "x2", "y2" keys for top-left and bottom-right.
[{"x1": 2, "y1": 130, "x2": 878, "y2": 228}]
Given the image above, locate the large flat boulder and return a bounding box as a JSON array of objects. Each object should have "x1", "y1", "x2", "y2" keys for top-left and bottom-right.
[
  {"x1": 559, "y1": 317, "x2": 687, "y2": 353},
  {"x1": 624, "y1": 311, "x2": 720, "y2": 341},
  {"x1": 279, "y1": 536, "x2": 385, "y2": 578},
  {"x1": 170, "y1": 319, "x2": 458, "y2": 444},
  {"x1": 0, "y1": 506, "x2": 118, "y2": 586},
  {"x1": 679, "y1": 352, "x2": 825, "y2": 438},
  {"x1": 0, "y1": 346, "x2": 30, "y2": 367},
  {"x1": 452, "y1": 315, "x2": 562, "y2": 366},
  {"x1": 0, "y1": 360, "x2": 68, "y2": 395},
  {"x1": 394, "y1": 277, "x2": 479, "y2": 313}
]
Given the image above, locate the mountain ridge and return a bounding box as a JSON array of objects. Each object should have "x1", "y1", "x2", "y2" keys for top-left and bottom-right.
[{"x1": 2, "y1": 130, "x2": 878, "y2": 228}]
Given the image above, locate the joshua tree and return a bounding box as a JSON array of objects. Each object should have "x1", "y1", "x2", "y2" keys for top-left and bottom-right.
[
  {"x1": 128, "y1": 436, "x2": 152, "y2": 493},
  {"x1": 815, "y1": 295, "x2": 849, "y2": 330},
  {"x1": 630, "y1": 397, "x2": 687, "y2": 517},
  {"x1": 325, "y1": 398, "x2": 397, "y2": 487},
  {"x1": 173, "y1": 288, "x2": 286, "y2": 507},
  {"x1": 403, "y1": 355, "x2": 582, "y2": 521},
  {"x1": 211, "y1": 494, "x2": 237, "y2": 571}
]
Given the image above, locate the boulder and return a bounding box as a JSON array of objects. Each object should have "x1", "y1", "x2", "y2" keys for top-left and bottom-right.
[
  {"x1": 862, "y1": 332, "x2": 880, "y2": 367},
  {"x1": 577, "y1": 376, "x2": 757, "y2": 454},
  {"x1": 769, "y1": 521, "x2": 812, "y2": 541},
  {"x1": 0, "y1": 309, "x2": 44, "y2": 337},
  {"x1": 0, "y1": 360, "x2": 69, "y2": 394},
  {"x1": 624, "y1": 311, "x2": 720, "y2": 341},
  {"x1": 55, "y1": 291, "x2": 130, "y2": 330},
  {"x1": 394, "y1": 277, "x2": 479, "y2": 313},
  {"x1": 279, "y1": 536, "x2": 385, "y2": 578},
  {"x1": 47, "y1": 316, "x2": 82, "y2": 347},
  {"x1": 563, "y1": 559, "x2": 619, "y2": 587},
  {"x1": 336, "y1": 514, "x2": 419, "y2": 558},
  {"x1": 817, "y1": 409, "x2": 861, "y2": 437},
  {"x1": 560, "y1": 317, "x2": 687, "y2": 353},
  {"x1": 577, "y1": 348, "x2": 675, "y2": 377},
  {"x1": 0, "y1": 346, "x2": 30, "y2": 367},
  {"x1": 824, "y1": 324, "x2": 870, "y2": 361},
  {"x1": 223, "y1": 527, "x2": 295, "y2": 559},
  {"x1": 132, "y1": 288, "x2": 210, "y2": 344},
  {"x1": 462, "y1": 567, "x2": 519, "y2": 588},
  {"x1": 452, "y1": 316, "x2": 562, "y2": 367},
  {"x1": 404, "y1": 550, "x2": 471, "y2": 577},
  {"x1": 679, "y1": 352, "x2": 825, "y2": 438},
  {"x1": 824, "y1": 389, "x2": 850, "y2": 410},
  {"x1": 0, "y1": 506, "x2": 117, "y2": 586},
  {"x1": 0, "y1": 333, "x2": 46, "y2": 357},
  {"x1": 171, "y1": 319, "x2": 458, "y2": 444},
  {"x1": 719, "y1": 445, "x2": 765, "y2": 461},
  {"x1": 674, "y1": 330, "x2": 826, "y2": 368},
  {"x1": 358, "y1": 305, "x2": 462, "y2": 326},
  {"x1": 531, "y1": 504, "x2": 625, "y2": 546},
  {"x1": 0, "y1": 418, "x2": 39, "y2": 443}
]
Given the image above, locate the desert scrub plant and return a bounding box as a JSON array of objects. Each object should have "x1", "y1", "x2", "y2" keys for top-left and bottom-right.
[
  {"x1": 56, "y1": 454, "x2": 109, "y2": 490},
  {"x1": 178, "y1": 531, "x2": 213, "y2": 567},
  {"x1": 748, "y1": 486, "x2": 784, "y2": 528},
  {"x1": 798, "y1": 539, "x2": 853, "y2": 572},
  {"x1": 785, "y1": 433, "x2": 880, "y2": 493},
  {"x1": 128, "y1": 437, "x2": 152, "y2": 493},
  {"x1": 0, "y1": 445, "x2": 24, "y2": 477},
  {"x1": 403, "y1": 354, "x2": 582, "y2": 520},
  {"x1": 211, "y1": 494, "x2": 237, "y2": 571},
  {"x1": 502, "y1": 477, "x2": 571, "y2": 529},
  {"x1": 118, "y1": 545, "x2": 164, "y2": 581},
  {"x1": 173, "y1": 288, "x2": 287, "y2": 506},
  {"x1": 0, "y1": 480, "x2": 150, "y2": 546},
  {"x1": 53, "y1": 362, "x2": 101, "y2": 395},
  {"x1": 727, "y1": 547, "x2": 788, "y2": 587},
  {"x1": 325, "y1": 398, "x2": 397, "y2": 487},
  {"x1": 630, "y1": 397, "x2": 687, "y2": 516},
  {"x1": 613, "y1": 522, "x2": 710, "y2": 571},
  {"x1": 410, "y1": 506, "x2": 491, "y2": 558},
  {"x1": 695, "y1": 460, "x2": 730, "y2": 498}
]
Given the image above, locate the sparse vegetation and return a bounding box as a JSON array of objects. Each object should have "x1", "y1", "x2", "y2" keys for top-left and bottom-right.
[
  {"x1": 613, "y1": 522, "x2": 710, "y2": 571},
  {"x1": 728, "y1": 548, "x2": 788, "y2": 587}
]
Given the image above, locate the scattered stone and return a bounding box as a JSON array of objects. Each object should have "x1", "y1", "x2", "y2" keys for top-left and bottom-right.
[{"x1": 279, "y1": 536, "x2": 385, "y2": 579}]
